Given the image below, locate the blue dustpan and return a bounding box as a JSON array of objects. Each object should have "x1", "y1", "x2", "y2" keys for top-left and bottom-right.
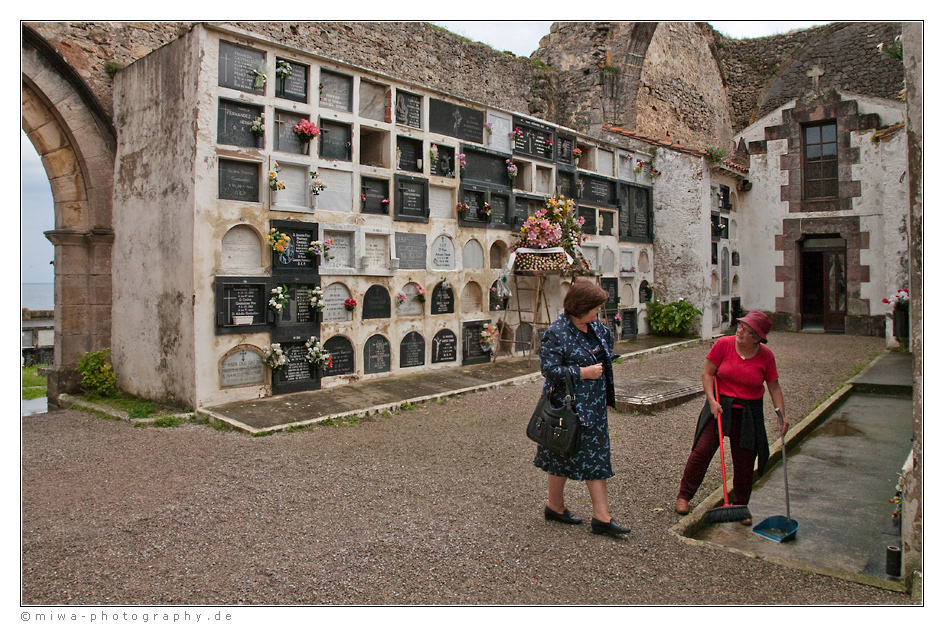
[{"x1": 754, "y1": 409, "x2": 799, "y2": 543}]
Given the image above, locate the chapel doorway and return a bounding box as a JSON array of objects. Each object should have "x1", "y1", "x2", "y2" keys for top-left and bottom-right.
[{"x1": 800, "y1": 236, "x2": 846, "y2": 332}]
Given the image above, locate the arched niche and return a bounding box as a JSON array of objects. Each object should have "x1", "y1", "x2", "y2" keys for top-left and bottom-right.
[
  {"x1": 638, "y1": 249, "x2": 651, "y2": 274},
  {"x1": 323, "y1": 282, "x2": 354, "y2": 322},
  {"x1": 323, "y1": 335, "x2": 355, "y2": 375},
  {"x1": 362, "y1": 285, "x2": 391, "y2": 319},
  {"x1": 461, "y1": 281, "x2": 484, "y2": 314},
  {"x1": 621, "y1": 282, "x2": 635, "y2": 307},
  {"x1": 732, "y1": 274, "x2": 740, "y2": 297},
  {"x1": 602, "y1": 248, "x2": 616, "y2": 273},
  {"x1": 220, "y1": 225, "x2": 263, "y2": 273},
  {"x1": 711, "y1": 271, "x2": 720, "y2": 297},
  {"x1": 396, "y1": 281, "x2": 424, "y2": 315},
  {"x1": 430, "y1": 234, "x2": 456, "y2": 271},
  {"x1": 219, "y1": 345, "x2": 266, "y2": 388},
  {"x1": 721, "y1": 247, "x2": 730, "y2": 296},
  {"x1": 489, "y1": 240, "x2": 508, "y2": 269},
  {"x1": 462, "y1": 239, "x2": 484, "y2": 269}
]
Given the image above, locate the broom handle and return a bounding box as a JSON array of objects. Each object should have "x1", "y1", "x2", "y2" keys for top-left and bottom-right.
[
  {"x1": 713, "y1": 376, "x2": 731, "y2": 506},
  {"x1": 775, "y1": 408, "x2": 791, "y2": 520}
]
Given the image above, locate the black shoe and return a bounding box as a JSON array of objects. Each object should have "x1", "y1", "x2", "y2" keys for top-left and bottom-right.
[
  {"x1": 591, "y1": 517, "x2": 630, "y2": 536},
  {"x1": 544, "y1": 506, "x2": 583, "y2": 525}
]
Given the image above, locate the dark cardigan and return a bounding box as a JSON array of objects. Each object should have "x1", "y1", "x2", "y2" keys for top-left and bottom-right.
[{"x1": 692, "y1": 394, "x2": 770, "y2": 476}]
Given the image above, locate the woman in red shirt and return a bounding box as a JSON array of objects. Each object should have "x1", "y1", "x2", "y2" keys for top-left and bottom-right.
[{"x1": 675, "y1": 310, "x2": 787, "y2": 525}]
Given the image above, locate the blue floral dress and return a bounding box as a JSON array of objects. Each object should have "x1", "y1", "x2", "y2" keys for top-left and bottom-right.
[{"x1": 533, "y1": 312, "x2": 616, "y2": 481}]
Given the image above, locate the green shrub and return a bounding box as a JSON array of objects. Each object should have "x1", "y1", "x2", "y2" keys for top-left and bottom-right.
[
  {"x1": 76, "y1": 349, "x2": 118, "y2": 396},
  {"x1": 645, "y1": 298, "x2": 703, "y2": 337}
]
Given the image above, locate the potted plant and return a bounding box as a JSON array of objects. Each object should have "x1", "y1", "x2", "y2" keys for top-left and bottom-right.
[{"x1": 883, "y1": 288, "x2": 910, "y2": 340}]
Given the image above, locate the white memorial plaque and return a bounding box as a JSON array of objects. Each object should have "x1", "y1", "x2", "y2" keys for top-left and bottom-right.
[
  {"x1": 462, "y1": 239, "x2": 484, "y2": 269},
  {"x1": 583, "y1": 246, "x2": 599, "y2": 271},
  {"x1": 221, "y1": 225, "x2": 262, "y2": 270},
  {"x1": 638, "y1": 249, "x2": 651, "y2": 273},
  {"x1": 323, "y1": 231, "x2": 354, "y2": 269},
  {"x1": 317, "y1": 170, "x2": 353, "y2": 212},
  {"x1": 487, "y1": 111, "x2": 513, "y2": 153},
  {"x1": 397, "y1": 282, "x2": 423, "y2": 315},
  {"x1": 620, "y1": 249, "x2": 635, "y2": 273},
  {"x1": 602, "y1": 249, "x2": 616, "y2": 273},
  {"x1": 460, "y1": 282, "x2": 483, "y2": 314},
  {"x1": 323, "y1": 282, "x2": 352, "y2": 322},
  {"x1": 429, "y1": 186, "x2": 454, "y2": 219},
  {"x1": 272, "y1": 163, "x2": 309, "y2": 209},
  {"x1": 364, "y1": 234, "x2": 388, "y2": 268},
  {"x1": 220, "y1": 349, "x2": 265, "y2": 387},
  {"x1": 536, "y1": 167, "x2": 553, "y2": 194},
  {"x1": 597, "y1": 149, "x2": 614, "y2": 176},
  {"x1": 430, "y1": 235, "x2": 455, "y2": 271}
]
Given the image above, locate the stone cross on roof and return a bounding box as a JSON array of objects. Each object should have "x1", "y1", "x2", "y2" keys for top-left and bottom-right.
[{"x1": 807, "y1": 65, "x2": 825, "y2": 90}]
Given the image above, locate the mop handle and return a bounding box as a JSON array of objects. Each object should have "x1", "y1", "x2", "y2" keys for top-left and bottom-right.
[
  {"x1": 713, "y1": 377, "x2": 730, "y2": 506},
  {"x1": 775, "y1": 407, "x2": 790, "y2": 520}
]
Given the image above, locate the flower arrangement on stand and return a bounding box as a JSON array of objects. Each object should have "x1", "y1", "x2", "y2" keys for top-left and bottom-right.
[
  {"x1": 305, "y1": 336, "x2": 333, "y2": 371},
  {"x1": 480, "y1": 323, "x2": 500, "y2": 353},
  {"x1": 511, "y1": 194, "x2": 589, "y2": 274},
  {"x1": 276, "y1": 60, "x2": 292, "y2": 81},
  {"x1": 884, "y1": 288, "x2": 910, "y2": 343},
  {"x1": 268, "y1": 163, "x2": 285, "y2": 191},
  {"x1": 262, "y1": 343, "x2": 288, "y2": 370},
  {"x1": 269, "y1": 284, "x2": 290, "y2": 314},
  {"x1": 310, "y1": 171, "x2": 327, "y2": 195},
  {"x1": 251, "y1": 114, "x2": 265, "y2": 137},
  {"x1": 267, "y1": 228, "x2": 291, "y2": 253},
  {"x1": 344, "y1": 298, "x2": 357, "y2": 312},
  {"x1": 506, "y1": 159, "x2": 518, "y2": 181},
  {"x1": 293, "y1": 119, "x2": 320, "y2": 147},
  {"x1": 309, "y1": 238, "x2": 333, "y2": 262}
]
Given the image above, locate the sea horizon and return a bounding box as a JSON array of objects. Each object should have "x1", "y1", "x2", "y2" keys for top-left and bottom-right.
[{"x1": 21, "y1": 282, "x2": 55, "y2": 311}]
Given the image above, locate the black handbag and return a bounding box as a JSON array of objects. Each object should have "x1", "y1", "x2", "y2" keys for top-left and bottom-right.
[{"x1": 527, "y1": 372, "x2": 582, "y2": 457}]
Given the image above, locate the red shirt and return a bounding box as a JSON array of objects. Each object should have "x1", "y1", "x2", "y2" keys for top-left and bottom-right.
[{"x1": 707, "y1": 335, "x2": 778, "y2": 400}]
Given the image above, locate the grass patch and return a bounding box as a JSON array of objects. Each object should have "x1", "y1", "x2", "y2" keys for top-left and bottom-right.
[
  {"x1": 22, "y1": 365, "x2": 47, "y2": 400},
  {"x1": 82, "y1": 391, "x2": 185, "y2": 419},
  {"x1": 319, "y1": 414, "x2": 361, "y2": 427}
]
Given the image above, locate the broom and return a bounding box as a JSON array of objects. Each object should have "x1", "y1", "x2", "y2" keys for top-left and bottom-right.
[{"x1": 702, "y1": 377, "x2": 751, "y2": 524}]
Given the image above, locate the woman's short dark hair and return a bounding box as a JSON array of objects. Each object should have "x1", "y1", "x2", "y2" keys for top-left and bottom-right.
[{"x1": 563, "y1": 280, "x2": 609, "y2": 317}]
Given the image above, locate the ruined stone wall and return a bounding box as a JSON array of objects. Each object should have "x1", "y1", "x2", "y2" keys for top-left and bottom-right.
[
  {"x1": 713, "y1": 21, "x2": 904, "y2": 131},
  {"x1": 25, "y1": 21, "x2": 545, "y2": 125}
]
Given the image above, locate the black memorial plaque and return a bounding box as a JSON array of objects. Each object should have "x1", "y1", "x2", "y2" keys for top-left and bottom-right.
[
  {"x1": 319, "y1": 120, "x2": 352, "y2": 161},
  {"x1": 489, "y1": 193, "x2": 510, "y2": 228},
  {"x1": 362, "y1": 285, "x2": 391, "y2": 319},
  {"x1": 462, "y1": 320, "x2": 491, "y2": 365},
  {"x1": 510, "y1": 197, "x2": 530, "y2": 229},
  {"x1": 399, "y1": 332, "x2": 425, "y2": 368},
  {"x1": 396, "y1": 136, "x2": 423, "y2": 173},
  {"x1": 578, "y1": 207, "x2": 597, "y2": 235},
  {"x1": 274, "y1": 110, "x2": 308, "y2": 155},
  {"x1": 395, "y1": 91, "x2": 423, "y2": 129},
  {"x1": 621, "y1": 308, "x2": 639, "y2": 339},
  {"x1": 218, "y1": 100, "x2": 263, "y2": 149},
  {"x1": 431, "y1": 329, "x2": 457, "y2": 363},
  {"x1": 512, "y1": 117, "x2": 555, "y2": 161},
  {"x1": 459, "y1": 187, "x2": 487, "y2": 225},
  {"x1": 430, "y1": 144, "x2": 455, "y2": 178},
  {"x1": 323, "y1": 336, "x2": 355, "y2": 375},
  {"x1": 601, "y1": 277, "x2": 618, "y2": 309},
  {"x1": 361, "y1": 177, "x2": 390, "y2": 214},
  {"x1": 581, "y1": 174, "x2": 616, "y2": 206},
  {"x1": 600, "y1": 211, "x2": 615, "y2": 236},
  {"x1": 630, "y1": 186, "x2": 651, "y2": 240},
  {"x1": 218, "y1": 41, "x2": 265, "y2": 95},
  {"x1": 278, "y1": 343, "x2": 315, "y2": 382},
  {"x1": 364, "y1": 334, "x2": 391, "y2": 374},
  {"x1": 276, "y1": 59, "x2": 308, "y2": 103},
  {"x1": 429, "y1": 99, "x2": 484, "y2": 143},
  {"x1": 270, "y1": 221, "x2": 318, "y2": 275},
  {"x1": 394, "y1": 176, "x2": 429, "y2": 223},
  {"x1": 219, "y1": 159, "x2": 260, "y2": 202},
  {"x1": 216, "y1": 279, "x2": 267, "y2": 334},
  {"x1": 430, "y1": 282, "x2": 454, "y2": 315},
  {"x1": 273, "y1": 283, "x2": 318, "y2": 329},
  {"x1": 319, "y1": 69, "x2": 353, "y2": 112},
  {"x1": 395, "y1": 232, "x2": 427, "y2": 270},
  {"x1": 462, "y1": 147, "x2": 508, "y2": 187},
  {"x1": 557, "y1": 134, "x2": 575, "y2": 166}
]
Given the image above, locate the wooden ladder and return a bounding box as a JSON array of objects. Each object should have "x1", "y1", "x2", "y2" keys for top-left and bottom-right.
[{"x1": 495, "y1": 271, "x2": 554, "y2": 365}]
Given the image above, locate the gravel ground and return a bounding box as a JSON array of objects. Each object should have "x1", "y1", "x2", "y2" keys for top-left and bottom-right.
[{"x1": 21, "y1": 332, "x2": 917, "y2": 606}]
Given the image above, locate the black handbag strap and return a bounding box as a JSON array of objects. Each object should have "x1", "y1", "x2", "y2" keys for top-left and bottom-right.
[{"x1": 559, "y1": 371, "x2": 575, "y2": 403}]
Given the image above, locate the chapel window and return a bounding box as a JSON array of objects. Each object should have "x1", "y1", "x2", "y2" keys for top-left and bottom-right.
[{"x1": 803, "y1": 122, "x2": 838, "y2": 199}]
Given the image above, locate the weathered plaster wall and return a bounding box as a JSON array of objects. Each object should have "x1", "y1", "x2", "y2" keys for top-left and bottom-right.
[{"x1": 112, "y1": 29, "x2": 201, "y2": 405}]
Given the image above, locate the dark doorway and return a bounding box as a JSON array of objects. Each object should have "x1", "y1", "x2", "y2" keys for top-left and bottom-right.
[{"x1": 800, "y1": 237, "x2": 846, "y2": 332}]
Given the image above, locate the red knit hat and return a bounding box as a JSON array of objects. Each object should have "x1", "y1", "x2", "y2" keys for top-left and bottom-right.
[{"x1": 737, "y1": 310, "x2": 772, "y2": 343}]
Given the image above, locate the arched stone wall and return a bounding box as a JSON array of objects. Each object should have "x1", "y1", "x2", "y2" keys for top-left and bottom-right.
[{"x1": 22, "y1": 27, "x2": 116, "y2": 401}]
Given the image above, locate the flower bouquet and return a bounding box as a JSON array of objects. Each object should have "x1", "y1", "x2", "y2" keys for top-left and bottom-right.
[
  {"x1": 506, "y1": 159, "x2": 518, "y2": 181},
  {"x1": 293, "y1": 119, "x2": 320, "y2": 143},
  {"x1": 267, "y1": 228, "x2": 291, "y2": 253},
  {"x1": 344, "y1": 298, "x2": 357, "y2": 312},
  {"x1": 882, "y1": 288, "x2": 910, "y2": 309},
  {"x1": 310, "y1": 171, "x2": 327, "y2": 196},
  {"x1": 309, "y1": 238, "x2": 333, "y2": 262},
  {"x1": 415, "y1": 286, "x2": 427, "y2": 303},
  {"x1": 251, "y1": 114, "x2": 265, "y2": 137},
  {"x1": 480, "y1": 323, "x2": 500, "y2": 353},
  {"x1": 510, "y1": 127, "x2": 524, "y2": 141},
  {"x1": 276, "y1": 60, "x2": 293, "y2": 80},
  {"x1": 269, "y1": 285, "x2": 290, "y2": 313},
  {"x1": 305, "y1": 337, "x2": 333, "y2": 370},
  {"x1": 395, "y1": 293, "x2": 407, "y2": 308},
  {"x1": 268, "y1": 163, "x2": 285, "y2": 191},
  {"x1": 262, "y1": 343, "x2": 288, "y2": 369},
  {"x1": 308, "y1": 286, "x2": 325, "y2": 312}
]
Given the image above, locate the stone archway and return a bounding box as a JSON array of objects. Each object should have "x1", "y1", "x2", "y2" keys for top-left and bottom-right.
[{"x1": 22, "y1": 27, "x2": 116, "y2": 401}]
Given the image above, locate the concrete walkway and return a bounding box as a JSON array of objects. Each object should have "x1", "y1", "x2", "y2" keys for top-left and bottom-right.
[
  {"x1": 672, "y1": 350, "x2": 914, "y2": 592},
  {"x1": 200, "y1": 334, "x2": 692, "y2": 433}
]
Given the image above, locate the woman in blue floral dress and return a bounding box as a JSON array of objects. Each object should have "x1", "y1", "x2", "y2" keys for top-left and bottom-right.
[{"x1": 534, "y1": 280, "x2": 630, "y2": 537}]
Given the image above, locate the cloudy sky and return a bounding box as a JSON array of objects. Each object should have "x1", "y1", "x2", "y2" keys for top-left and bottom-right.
[{"x1": 20, "y1": 21, "x2": 830, "y2": 284}]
